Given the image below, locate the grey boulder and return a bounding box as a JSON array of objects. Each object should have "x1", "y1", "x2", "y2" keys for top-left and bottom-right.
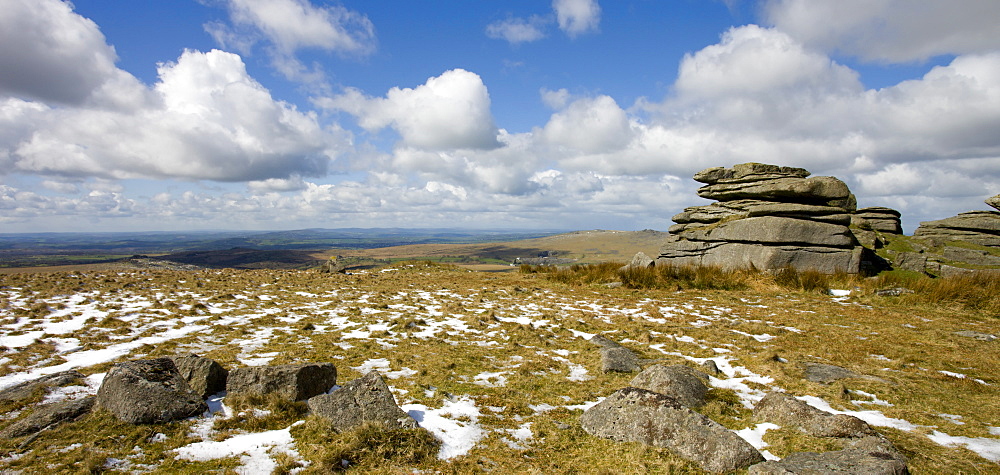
[
  {"x1": 987, "y1": 194, "x2": 1000, "y2": 213},
  {"x1": 227, "y1": 362, "x2": 337, "y2": 401},
  {"x1": 0, "y1": 396, "x2": 95, "y2": 438},
  {"x1": 750, "y1": 436, "x2": 907, "y2": 474},
  {"x1": 581, "y1": 387, "x2": 764, "y2": 473},
  {"x1": 170, "y1": 354, "x2": 228, "y2": 399},
  {"x1": 307, "y1": 371, "x2": 417, "y2": 432},
  {"x1": 752, "y1": 392, "x2": 874, "y2": 439},
  {"x1": 628, "y1": 364, "x2": 710, "y2": 408},
  {"x1": 96, "y1": 358, "x2": 207, "y2": 424}
]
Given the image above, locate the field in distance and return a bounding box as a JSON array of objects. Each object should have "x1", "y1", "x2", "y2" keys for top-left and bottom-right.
[
  {"x1": 0, "y1": 229, "x2": 669, "y2": 273},
  {"x1": 319, "y1": 229, "x2": 669, "y2": 271}
]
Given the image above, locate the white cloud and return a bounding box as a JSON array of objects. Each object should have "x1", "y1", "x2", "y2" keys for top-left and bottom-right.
[
  {"x1": 486, "y1": 15, "x2": 548, "y2": 44},
  {"x1": 486, "y1": 0, "x2": 600, "y2": 45},
  {"x1": 764, "y1": 0, "x2": 1000, "y2": 62},
  {"x1": 675, "y1": 25, "x2": 862, "y2": 100},
  {"x1": 540, "y1": 88, "x2": 571, "y2": 109},
  {"x1": 541, "y1": 95, "x2": 633, "y2": 153},
  {"x1": 209, "y1": 0, "x2": 375, "y2": 82},
  {"x1": 319, "y1": 69, "x2": 501, "y2": 151},
  {"x1": 553, "y1": 0, "x2": 601, "y2": 37},
  {"x1": 0, "y1": 0, "x2": 119, "y2": 105},
  {"x1": 2, "y1": 49, "x2": 345, "y2": 181}
]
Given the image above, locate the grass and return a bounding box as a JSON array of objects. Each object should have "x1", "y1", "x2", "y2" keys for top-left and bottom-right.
[{"x1": 0, "y1": 262, "x2": 997, "y2": 472}]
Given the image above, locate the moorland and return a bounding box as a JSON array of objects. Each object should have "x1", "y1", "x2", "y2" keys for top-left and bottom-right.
[{"x1": 0, "y1": 230, "x2": 997, "y2": 473}]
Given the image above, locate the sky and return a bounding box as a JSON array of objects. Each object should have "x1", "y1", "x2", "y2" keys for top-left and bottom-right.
[{"x1": 1, "y1": 0, "x2": 999, "y2": 234}]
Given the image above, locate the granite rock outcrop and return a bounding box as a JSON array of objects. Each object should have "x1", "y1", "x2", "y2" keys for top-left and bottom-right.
[{"x1": 658, "y1": 163, "x2": 870, "y2": 273}]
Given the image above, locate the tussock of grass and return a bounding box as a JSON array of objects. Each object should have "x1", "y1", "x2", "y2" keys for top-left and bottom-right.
[
  {"x1": 291, "y1": 417, "x2": 441, "y2": 473},
  {"x1": 867, "y1": 270, "x2": 1000, "y2": 313}
]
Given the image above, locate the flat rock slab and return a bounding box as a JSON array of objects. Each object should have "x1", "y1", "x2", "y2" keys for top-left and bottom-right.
[
  {"x1": 628, "y1": 364, "x2": 710, "y2": 408},
  {"x1": 753, "y1": 392, "x2": 874, "y2": 438},
  {"x1": 803, "y1": 363, "x2": 867, "y2": 384},
  {"x1": 749, "y1": 436, "x2": 907, "y2": 474},
  {"x1": 96, "y1": 358, "x2": 207, "y2": 424},
  {"x1": 694, "y1": 163, "x2": 810, "y2": 185},
  {"x1": 581, "y1": 387, "x2": 764, "y2": 473},
  {"x1": 0, "y1": 371, "x2": 84, "y2": 402},
  {"x1": 227, "y1": 362, "x2": 337, "y2": 401},
  {"x1": 954, "y1": 330, "x2": 997, "y2": 342},
  {"x1": 0, "y1": 396, "x2": 95, "y2": 438},
  {"x1": 307, "y1": 371, "x2": 417, "y2": 432}
]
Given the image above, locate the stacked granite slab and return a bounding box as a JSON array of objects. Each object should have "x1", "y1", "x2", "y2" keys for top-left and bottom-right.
[
  {"x1": 657, "y1": 163, "x2": 865, "y2": 273},
  {"x1": 852, "y1": 207, "x2": 902, "y2": 234},
  {"x1": 913, "y1": 195, "x2": 1000, "y2": 247}
]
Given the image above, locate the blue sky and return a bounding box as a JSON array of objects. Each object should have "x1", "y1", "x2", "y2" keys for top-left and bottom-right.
[{"x1": 1, "y1": 0, "x2": 999, "y2": 233}]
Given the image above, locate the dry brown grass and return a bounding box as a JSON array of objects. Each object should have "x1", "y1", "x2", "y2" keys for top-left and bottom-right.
[{"x1": 0, "y1": 263, "x2": 996, "y2": 473}]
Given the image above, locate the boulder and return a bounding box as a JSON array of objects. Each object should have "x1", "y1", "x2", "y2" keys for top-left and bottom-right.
[
  {"x1": 802, "y1": 363, "x2": 862, "y2": 384},
  {"x1": 96, "y1": 358, "x2": 207, "y2": 424},
  {"x1": 0, "y1": 396, "x2": 95, "y2": 438},
  {"x1": 170, "y1": 354, "x2": 228, "y2": 399},
  {"x1": 227, "y1": 362, "x2": 336, "y2": 401},
  {"x1": 620, "y1": 251, "x2": 655, "y2": 271},
  {"x1": 749, "y1": 436, "x2": 907, "y2": 474},
  {"x1": 752, "y1": 392, "x2": 875, "y2": 438},
  {"x1": 628, "y1": 364, "x2": 710, "y2": 408},
  {"x1": 307, "y1": 371, "x2": 417, "y2": 432},
  {"x1": 589, "y1": 336, "x2": 641, "y2": 373},
  {"x1": 853, "y1": 207, "x2": 903, "y2": 234},
  {"x1": 913, "y1": 211, "x2": 1000, "y2": 247},
  {"x1": 0, "y1": 370, "x2": 84, "y2": 402},
  {"x1": 601, "y1": 347, "x2": 641, "y2": 373},
  {"x1": 988, "y1": 194, "x2": 1000, "y2": 213},
  {"x1": 581, "y1": 387, "x2": 764, "y2": 473}
]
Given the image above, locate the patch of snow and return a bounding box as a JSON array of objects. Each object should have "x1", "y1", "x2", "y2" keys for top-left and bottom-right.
[
  {"x1": 568, "y1": 329, "x2": 595, "y2": 339},
  {"x1": 402, "y1": 396, "x2": 485, "y2": 460},
  {"x1": 939, "y1": 370, "x2": 966, "y2": 379},
  {"x1": 731, "y1": 330, "x2": 776, "y2": 342},
  {"x1": 500, "y1": 422, "x2": 533, "y2": 450},
  {"x1": 850, "y1": 390, "x2": 892, "y2": 407},
  {"x1": 734, "y1": 423, "x2": 780, "y2": 461},
  {"x1": 829, "y1": 289, "x2": 851, "y2": 297},
  {"x1": 939, "y1": 414, "x2": 965, "y2": 425},
  {"x1": 174, "y1": 426, "x2": 299, "y2": 474},
  {"x1": 239, "y1": 352, "x2": 279, "y2": 366},
  {"x1": 927, "y1": 431, "x2": 1000, "y2": 462},
  {"x1": 351, "y1": 358, "x2": 417, "y2": 379},
  {"x1": 473, "y1": 371, "x2": 508, "y2": 387}
]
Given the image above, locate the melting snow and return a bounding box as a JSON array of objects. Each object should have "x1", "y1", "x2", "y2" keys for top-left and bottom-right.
[
  {"x1": 403, "y1": 396, "x2": 485, "y2": 460},
  {"x1": 174, "y1": 425, "x2": 299, "y2": 474},
  {"x1": 734, "y1": 423, "x2": 780, "y2": 461}
]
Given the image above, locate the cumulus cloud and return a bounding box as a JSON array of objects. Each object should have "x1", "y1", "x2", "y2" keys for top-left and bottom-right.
[
  {"x1": 541, "y1": 95, "x2": 633, "y2": 153},
  {"x1": 485, "y1": 15, "x2": 548, "y2": 44},
  {"x1": 0, "y1": 0, "x2": 119, "y2": 105},
  {"x1": 764, "y1": 0, "x2": 1000, "y2": 62},
  {"x1": 553, "y1": 0, "x2": 601, "y2": 37},
  {"x1": 1, "y1": 49, "x2": 343, "y2": 181},
  {"x1": 208, "y1": 0, "x2": 375, "y2": 82},
  {"x1": 318, "y1": 69, "x2": 501, "y2": 151}
]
